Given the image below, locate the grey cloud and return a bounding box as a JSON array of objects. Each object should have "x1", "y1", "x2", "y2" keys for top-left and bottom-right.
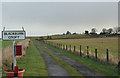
[{"x1": 2, "y1": 2, "x2": 118, "y2": 36}]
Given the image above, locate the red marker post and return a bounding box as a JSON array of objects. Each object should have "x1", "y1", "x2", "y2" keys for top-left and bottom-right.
[{"x1": 14, "y1": 66, "x2": 18, "y2": 77}]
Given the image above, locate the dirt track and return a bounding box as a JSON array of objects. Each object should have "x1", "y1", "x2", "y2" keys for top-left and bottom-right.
[
  {"x1": 34, "y1": 40, "x2": 109, "y2": 78},
  {"x1": 33, "y1": 41, "x2": 70, "y2": 76}
]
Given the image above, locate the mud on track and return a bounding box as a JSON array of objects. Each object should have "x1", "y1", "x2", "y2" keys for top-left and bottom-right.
[
  {"x1": 35, "y1": 40, "x2": 107, "y2": 78},
  {"x1": 33, "y1": 41, "x2": 70, "y2": 76}
]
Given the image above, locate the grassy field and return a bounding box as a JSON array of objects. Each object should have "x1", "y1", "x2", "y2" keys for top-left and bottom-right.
[
  {"x1": 1, "y1": 40, "x2": 20, "y2": 48},
  {"x1": 46, "y1": 37, "x2": 118, "y2": 64},
  {"x1": 37, "y1": 34, "x2": 119, "y2": 40},
  {"x1": 39, "y1": 41, "x2": 119, "y2": 76},
  {"x1": 16, "y1": 41, "x2": 48, "y2": 76}
]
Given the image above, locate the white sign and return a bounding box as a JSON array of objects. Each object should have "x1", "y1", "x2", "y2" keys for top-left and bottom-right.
[{"x1": 2, "y1": 31, "x2": 26, "y2": 40}]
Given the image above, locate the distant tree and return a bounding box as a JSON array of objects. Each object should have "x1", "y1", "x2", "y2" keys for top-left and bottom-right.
[
  {"x1": 66, "y1": 31, "x2": 71, "y2": 35},
  {"x1": 73, "y1": 32, "x2": 77, "y2": 35},
  {"x1": 107, "y1": 28, "x2": 113, "y2": 34},
  {"x1": 91, "y1": 28, "x2": 97, "y2": 33},
  {"x1": 63, "y1": 33, "x2": 65, "y2": 35},
  {"x1": 113, "y1": 27, "x2": 118, "y2": 33},
  {"x1": 118, "y1": 27, "x2": 120, "y2": 32},
  {"x1": 85, "y1": 30, "x2": 89, "y2": 34},
  {"x1": 102, "y1": 28, "x2": 107, "y2": 33}
]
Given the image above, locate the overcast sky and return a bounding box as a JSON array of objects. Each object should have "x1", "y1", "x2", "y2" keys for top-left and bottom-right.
[{"x1": 0, "y1": 1, "x2": 118, "y2": 37}]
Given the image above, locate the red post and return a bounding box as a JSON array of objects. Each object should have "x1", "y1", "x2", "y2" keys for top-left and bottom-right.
[{"x1": 14, "y1": 66, "x2": 18, "y2": 77}]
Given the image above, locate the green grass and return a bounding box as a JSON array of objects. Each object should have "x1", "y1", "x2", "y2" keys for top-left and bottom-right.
[
  {"x1": 38, "y1": 34, "x2": 118, "y2": 40},
  {"x1": 34, "y1": 40, "x2": 84, "y2": 76},
  {"x1": 47, "y1": 37, "x2": 118, "y2": 64},
  {"x1": 16, "y1": 41, "x2": 48, "y2": 76},
  {"x1": 48, "y1": 34, "x2": 93, "y2": 39},
  {"x1": 39, "y1": 41, "x2": 119, "y2": 76},
  {"x1": 1, "y1": 40, "x2": 20, "y2": 48}
]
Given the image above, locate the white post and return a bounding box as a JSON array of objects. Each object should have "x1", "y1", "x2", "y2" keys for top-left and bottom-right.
[{"x1": 13, "y1": 40, "x2": 16, "y2": 71}]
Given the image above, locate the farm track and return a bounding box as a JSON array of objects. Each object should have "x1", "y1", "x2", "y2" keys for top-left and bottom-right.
[
  {"x1": 33, "y1": 40, "x2": 70, "y2": 76},
  {"x1": 35, "y1": 40, "x2": 108, "y2": 78}
]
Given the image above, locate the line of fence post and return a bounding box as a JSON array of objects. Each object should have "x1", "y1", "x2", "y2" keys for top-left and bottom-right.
[
  {"x1": 106, "y1": 48, "x2": 109, "y2": 63},
  {"x1": 95, "y1": 48, "x2": 97, "y2": 60},
  {"x1": 80, "y1": 45, "x2": 81, "y2": 56},
  {"x1": 44, "y1": 41, "x2": 111, "y2": 64},
  {"x1": 87, "y1": 46, "x2": 89, "y2": 58}
]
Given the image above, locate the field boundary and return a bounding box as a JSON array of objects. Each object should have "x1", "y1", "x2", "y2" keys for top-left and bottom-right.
[
  {"x1": 43, "y1": 40, "x2": 118, "y2": 65},
  {"x1": 38, "y1": 40, "x2": 119, "y2": 76}
]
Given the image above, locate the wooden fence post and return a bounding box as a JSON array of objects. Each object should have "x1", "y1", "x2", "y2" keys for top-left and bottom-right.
[
  {"x1": 59, "y1": 44, "x2": 60, "y2": 48},
  {"x1": 57, "y1": 43, "x2": 58, "y2": 48},
  {"x1": 57, "y1": 43, "x2": 59, "y2": 48},
  {"x1": 95, "y1": 48, "x2": 97, "y2": 60},
  {"x1": 87, "y1": 46, "x2": 89, "y2": 58},
  {"x1": 74, "y1": 46, "x2": 76, "y2": 55},
  {"x1": 63, "y1": 44, "x2": 65, "y2": 50},
  {"x1": 106, "y1": 49, "x2": 109, "y2": 63},
  {"x1": 61, "y1": 44, "x2": 62, "y2": 49},
  {"x1": 59, "y1": 44, "x2": 61, "y2": 48},
  {"x1": 66, "y1": 45, "x2": 68, "y2": 51},
  {"x1": 80, "y1": 45, "x2": 82, "y2": 56},
  {"x1": 69, "y1": 45, "x2": 71, "y2": 53},
  {"x1": 55, "y1": 43, "x2": 57, "y2": 48}
]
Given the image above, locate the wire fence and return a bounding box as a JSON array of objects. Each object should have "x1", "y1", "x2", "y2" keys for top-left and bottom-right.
[{"x1": 43, "y1": 40, "x2": 119, "y2": 65}]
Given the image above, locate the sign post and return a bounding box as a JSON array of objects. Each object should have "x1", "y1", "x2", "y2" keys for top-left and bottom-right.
[
  {"x1": 2, "y1": 31, "x2": 26, "y2": 40},
  {"x1": 2, "y1": 27, "x2": 26, "y2": 72},
  {"x1": 13, "y1": 40, "x2": 16, "y2": 71}
]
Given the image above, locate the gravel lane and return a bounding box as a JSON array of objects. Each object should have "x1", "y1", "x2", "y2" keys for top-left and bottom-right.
[
  {"x1": 35, "y1": 40, "x2": 107, "y2": 78},
  {"x1": 33, "y1": 41, "x2": 70, "y2": 76}
]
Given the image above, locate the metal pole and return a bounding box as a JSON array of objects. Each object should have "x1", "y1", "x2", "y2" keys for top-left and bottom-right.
[{"x1": 13, "y1": 40, "x2": 16, "y2": 71}]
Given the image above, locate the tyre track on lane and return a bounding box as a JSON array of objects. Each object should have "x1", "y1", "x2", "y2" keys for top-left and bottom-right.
[
  {"x1": 35, "y1": 40, "x2": 108, "y2": 78},
  {"x1": 33, "y1": 41, "x2": 70, "y2": 76}
]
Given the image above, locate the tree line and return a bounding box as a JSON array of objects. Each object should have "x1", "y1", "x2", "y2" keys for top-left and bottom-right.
[{"x1": 65, "y1": 27, "x2": 120, "y2": 35}]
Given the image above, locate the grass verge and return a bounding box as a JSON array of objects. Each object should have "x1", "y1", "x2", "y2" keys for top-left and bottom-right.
[
  {"x1": 39, "y1": 41, "x2": 119, "y2": 76},
  {"x1": 34, "y1": 40, "x2": 84, "y2": 76},
  {"x1": 16, "y1": 41, "x2": 48, "y2": 76},
  {"x1": 2, "y1": 40, "x2": 20, "y2": 48}
]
